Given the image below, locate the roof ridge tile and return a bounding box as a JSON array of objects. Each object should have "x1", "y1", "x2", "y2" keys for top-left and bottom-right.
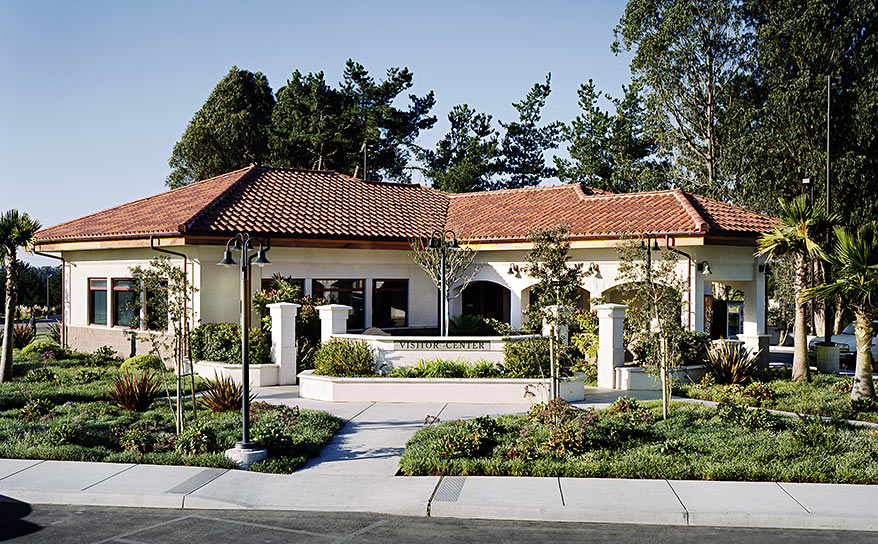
[{"x1": 672, "y1": 189, "x2": 709, "y2": 232}]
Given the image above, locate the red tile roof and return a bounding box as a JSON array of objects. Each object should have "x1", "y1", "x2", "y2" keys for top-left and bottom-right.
[{"x1": 35, "y1": 165, "x2": 774, "y2": 245}]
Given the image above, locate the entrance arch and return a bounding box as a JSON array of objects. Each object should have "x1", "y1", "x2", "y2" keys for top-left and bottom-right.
[{"x1": 461, "y1": 281, "x2": 512, "y2": 323}]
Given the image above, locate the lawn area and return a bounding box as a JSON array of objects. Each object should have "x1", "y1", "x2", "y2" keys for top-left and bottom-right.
[
  {"x1": 0, "y1": 346, "x2": 342, "y2": 473},
  {"x1": 399, "y1": 397, "x2": 878, "y2": 483},
  {"x1": 674, "y1": 369, "x2": 878, "y2": 423}
]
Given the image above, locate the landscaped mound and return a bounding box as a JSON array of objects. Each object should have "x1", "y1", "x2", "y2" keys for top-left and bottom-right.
[
  {"x1": 399, "y1": 397, "x2": 878, "y2": 483},
  {"x1": 0, "y1": 347, "x2": 342, "y2": 473}
]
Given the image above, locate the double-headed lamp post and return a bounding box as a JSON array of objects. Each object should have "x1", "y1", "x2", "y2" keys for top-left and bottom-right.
[
  {"x1": 218, "y1": 233, "x2": 269, "y2": 454},
  {"x1": 426, "y1": 230, "x2": 459, "y2": 336}
]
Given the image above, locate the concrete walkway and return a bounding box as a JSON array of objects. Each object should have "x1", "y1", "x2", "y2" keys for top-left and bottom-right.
[{"x1": 2, "y1": 386, "x2": 877, "y2": 532}]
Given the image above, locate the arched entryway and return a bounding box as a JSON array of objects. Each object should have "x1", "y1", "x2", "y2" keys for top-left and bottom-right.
[{"x1": 462, "y1": 281, "x2": 511, "y2": 323}]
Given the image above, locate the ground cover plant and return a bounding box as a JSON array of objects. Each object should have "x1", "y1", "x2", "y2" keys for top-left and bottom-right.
[
  {"x1": 675, "y1": 368, "x2": 878, "y2": 424},
  {"x1": 399, "y1": 397, "x2": 878, "y2": 483},
  {"x1": 0, "y1": 345, "x2": 342, "y2": 473}
]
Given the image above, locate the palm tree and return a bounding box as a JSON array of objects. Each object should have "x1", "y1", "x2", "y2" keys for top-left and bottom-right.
[
  {"x1": 756, "y1": 196, "x2": 837, "y2": 382},
  {"x1": 806, "y1": 224, "x2": 878, "y2": 400},
  {"x1": 0, "y1": 210, "x2": 42, "y2": 382}
]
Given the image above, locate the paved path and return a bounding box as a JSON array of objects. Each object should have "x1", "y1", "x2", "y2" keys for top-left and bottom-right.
[{"x1": 2, "y1": 386, "x2": 878, "y2": 532}]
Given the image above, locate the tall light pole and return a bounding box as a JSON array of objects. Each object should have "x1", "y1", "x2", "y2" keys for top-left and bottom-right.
[
  {"x1": 822, "y1": 75, "x2": 844, "y2": 345},
  {"x1": 426, "y1": 230, "x2": 459, "y2": 336},
  {"x1": 218, "y1": 232, "x2": 270, "y2": 462}
]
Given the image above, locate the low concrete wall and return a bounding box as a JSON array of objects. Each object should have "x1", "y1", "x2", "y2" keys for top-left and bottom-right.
[
  {"x1": 614, "y1": 365, "x2": 708, "y2": 391},
  {"x1": 331, "y1": 333, "x2": 537, "y2": 369},
  {"x1": 298, "y1": 370, "x2": 586, "y2": 404},
  {"x1": 66, "y1": 325, "x2": 174, "y2": 359},
  {"x1": 193, "y1": 360, "x2": 281, "y2": 387}
]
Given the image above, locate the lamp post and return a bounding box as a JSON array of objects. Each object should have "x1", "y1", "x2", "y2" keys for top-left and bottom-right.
[
  {"x1": 426, "y1": 230, "x2": 459, "y2": 336},
  {"x1": 217, "y1": 232, "x2": 270, "y2": 462},
  {"x1": 822, "y1": 75, "x2": 844, "y2": 346}
]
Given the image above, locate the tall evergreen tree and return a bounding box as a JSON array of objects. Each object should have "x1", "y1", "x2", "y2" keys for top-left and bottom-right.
[
  {"x1": 417, "y1": 104, "x2": 499, "y2": 193},
  {"x1": 556, "y1": 80, "x2": 666, "y2": 193},
  {"x1": 167, "y1": 67, "x2": 275, "y2": 188},
  {"x1": 495, "y1": 75, "x2": 563, "y2": 189},
  {"x1": 740, "y1": 0, "x2": 878, "y2": 225}
]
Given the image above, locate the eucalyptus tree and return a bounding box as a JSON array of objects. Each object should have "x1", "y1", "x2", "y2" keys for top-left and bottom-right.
[
  {"x1": 756, "y1": 196, "x2": 838, "y2": 382},
  {"x1": 0, "y1": 210, "x2": 42, "y2": 382},
  {"x1": 613, "y1": 0, "x2": 750, "y2": 200},
  {"x1": 806, "y1": 224, "x2": 878, "y2": 400}
]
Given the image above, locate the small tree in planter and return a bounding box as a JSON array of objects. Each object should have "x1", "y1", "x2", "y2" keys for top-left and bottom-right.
[
  {"x1": 409, "y1": 235, "x2": 480, "y2": 333},
  {"x1": 524, "y1": 224, "x2": 589, "y2": 399},
  {"x1": 616, "y1": 237, "x2": 687, "y2": 419},
  {"x1": 128, "y1": 256, "x2": 198, "y2": 433}
]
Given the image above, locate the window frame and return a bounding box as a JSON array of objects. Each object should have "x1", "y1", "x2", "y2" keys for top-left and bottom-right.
[
  {"x1": 112, "y1": 278, "x2": 138, "y2": 329},
  {"x1": 88, "y1": 278, "x2": 108, "y2": 326}
]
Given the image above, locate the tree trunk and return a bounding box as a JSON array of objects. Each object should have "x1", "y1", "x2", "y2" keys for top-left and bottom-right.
[
  {"x1": 851, "y1": 309, "x2": 875, "y2": 400},
  {"x1": 0, "y1": 253, "x2": 18, "y2": 382},
  {"x1": 792, "y1": 253, "x2": 809, "y2": 382}
]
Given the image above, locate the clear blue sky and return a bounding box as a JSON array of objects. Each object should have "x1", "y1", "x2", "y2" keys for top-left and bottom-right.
[{"x1": 0, "y1": 0, "x2": 632, "y2": 265}]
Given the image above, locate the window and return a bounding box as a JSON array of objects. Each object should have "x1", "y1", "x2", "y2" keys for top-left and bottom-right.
[
  {"x1": 372, "y1": 279, "x2": 408, "y2": 328},
  {"x1": 88, "y1": 278, "x2": 107, "y2": 325},
  {"x1": 113, "y1": 279, "x2": 137, "y2": 328},
  {"x1": 312, "y1": 279, "x2": 364, "y2": 329}
]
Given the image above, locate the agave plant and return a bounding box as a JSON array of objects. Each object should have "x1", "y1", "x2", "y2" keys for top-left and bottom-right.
[
  {"x1": 108, "y1": 371, "x2": 161, "y2": 411},
  {"x1": 12, "y1": 325, "x2": 34, "y2": 349},
  {"x1": 706, "y1": 341, "x2": 761, "y2": 384},
  {"x1": 48, "y1": 320, "x2": 62, "y2": 344},
  {"x1": 199, "y1": 373, "x2": 254, "y2": 412}
]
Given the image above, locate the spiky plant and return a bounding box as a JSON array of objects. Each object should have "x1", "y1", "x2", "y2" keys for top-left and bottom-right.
[
  {"x1": 108, "y1": 371, "x2": 161, "y2": 411},
  {"x1": 706, "y1": 341, "x2": 761, "y2": 384},
  {"x1": 12, "y1": 325, "x2": 34, "y2": 349},
  {"x1": 199, "y1": 373, "x2": 254, "y2": 412}
]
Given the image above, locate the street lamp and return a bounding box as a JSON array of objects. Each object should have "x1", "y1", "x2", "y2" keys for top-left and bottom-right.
[
  {"x1": 822, "y1": 75, "x2": 846, "y2": 346},
  {"x1": 217, "y1": 232, "x2": 270, "y2": 465},
  {"x1": 426, "y1": 230, "x2": 459, "y2": 336}
]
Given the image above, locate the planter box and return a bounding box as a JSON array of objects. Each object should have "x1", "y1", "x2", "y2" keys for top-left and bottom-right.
[
  {"x1": 297, "y1": 370, "x2": 586, "y2": 404},
  {"x1": 192, "y1": 360, "x2": 281, "y2": 387},
  {"x1": 614, "y1": 365, "x2": 708, "y2": 391}
]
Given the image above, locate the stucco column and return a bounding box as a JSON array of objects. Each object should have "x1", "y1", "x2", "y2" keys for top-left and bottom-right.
[
  {"x1": 693, "y1": 274, "x2": 707, "y2": 332},
  {"x1": 596, "y1": 304, "x2": 627, "y2": 389},
  {"x1": 737, "y1": 266, "x2": 770, "y2": 369},
  {"x1": 510, "y1": 290, "x2": 522, "y2": 331},
  {"x1": 268, "y1": 302, "x2": 299, "y2": 385},
  {"x1": 317, "y1": 304, "x2": 351, "y2": 343}
]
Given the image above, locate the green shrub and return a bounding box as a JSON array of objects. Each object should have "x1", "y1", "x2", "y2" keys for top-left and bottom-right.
[
  {"x1": 414, "y1": 358, "x2": 468, "y2": 378},
  {"x1": 791, "y1": 416, "x2": 840, "y2": 450},
  {"x1": 21, "y1": 397, "x2": 54, "y2": 422},
  {"x1": 742, "y1": 382, "x2": 776, "y2": 403},
  {"x1": 120, "y1": 355, "x2": 165, "y2": 373},
  {"x1": 250, "y1": 405, "x2": 300, "y2": 454},
  {"x1": 71, "y1": 369, "x2": 100, "y2": 384},
  {"x1": 199, "y1": 373, "x2": 252, "y2": 412},
  {"x1": 20, "y1": 341, "x2": 62, "y2": 358},
  {"x1": 314, "y1": 338, "x2": 375, "y2": 377},
  {"x1": 449, "y1": 314, "x2": 496, "y2": 336},
  {"x1": 715, "y1": 400, "x2": 777, "y2": 431},
  {"x1": 851, "y1": 397, "x2": 877, "y2": 413},
  {"x1": 108, "y1": 371, "x2": 161, "y2": 411},
  {"x1": 706, "y1": 341, "x2": 760, "y2": 384},
  {"x1": 175, "y1": 421, "x2": 217, "y2": 455},
  {"x1": 24, "y1": 367, "x2": 57, "y2": 383},
  {"x1": 44, "y1": 423, "x2": 79, "y2": 446},
  {"x1": 12, "y1": 325, "x2": 35, "y2": 349},
  {"x1": 504, "y1": 338, "x2": 550, "y2": 378},
  {"x1": 85, "y1": 345, "x2": 120, "y2": 366},
  {"x1": 118, "y1": 426, "x2": 153, "y2": 454},
  {"x1": 528, "y1": 398, "x2": 580, "y2": 424},
  {"x1": 388, "y1": 365, "x2": 422, "y2": 378},
  {"x1": 679, "y1": 330, "x2": 710, "y2": 366},
  {"x1": 190, "y1": 323, "x2": 270, "y2": 365},
  {"x1": 436, "y1": 416, "x2": 498, "y2": 459},
  {"x1": 464, "y1": 360, "x2": 501, "y2": 378}
]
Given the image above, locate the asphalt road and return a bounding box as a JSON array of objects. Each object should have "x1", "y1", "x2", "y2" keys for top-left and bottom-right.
[{"x1": 1, "y1": 503, "x2": 874, "y2": 544}]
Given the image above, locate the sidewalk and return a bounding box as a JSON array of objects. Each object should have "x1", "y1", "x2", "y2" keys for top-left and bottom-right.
[{"x1": 2, "y1": 387, "x2": 877, "y2": 532}]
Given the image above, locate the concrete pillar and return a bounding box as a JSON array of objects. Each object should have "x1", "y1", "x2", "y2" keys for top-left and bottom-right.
[
  {"x1": 736, "y1": 334, "x2": 771, "y2": 370},
  {"x1": 317, "y1": 304, "x2": 351, "y2": 343},
  {"x1": 510, "y1": 290, "x2": 522, "y2": 331},
  {"x1": 268, "y1": 302, "x2": 300, "y2": 385},
  {"x1": 693, "y1": 269, "x2": 706, "y2": 332},
  {"x1": 596, "y1": 304, "x2": 627, "y2": 389}
]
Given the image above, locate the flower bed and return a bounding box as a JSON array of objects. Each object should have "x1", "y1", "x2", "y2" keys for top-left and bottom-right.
[
  {"x1": 399, "y1": 397, "x2": 878, "y2": 483},
  {"x1": 298, "y1": 370, "x2": 585, "y2": 404},
  {"x1": 0, "y1": 347, "x2": 342, "y2": 473}
]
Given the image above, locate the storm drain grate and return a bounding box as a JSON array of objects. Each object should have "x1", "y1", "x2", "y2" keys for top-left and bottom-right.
[{"x1": 433, "y1": 476, "x2": 466, "y2": 502}]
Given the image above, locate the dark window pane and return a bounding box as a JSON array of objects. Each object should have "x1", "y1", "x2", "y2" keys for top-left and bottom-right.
[
  {"x1": 146, "y1": 281, "x2": 168, "y2": 331},
  {"x1": 115, "y1": 290, "x2": 137, "y2": 328},
  {"x1": 90, "y1": 289, "x2": 107, "y2": 325},
  {"x1": 312, "y1": 279, "x2": 365, "y2": 330},
  {"x1": 373, "y1": 280, "x2": 408, "y2": 328}
]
